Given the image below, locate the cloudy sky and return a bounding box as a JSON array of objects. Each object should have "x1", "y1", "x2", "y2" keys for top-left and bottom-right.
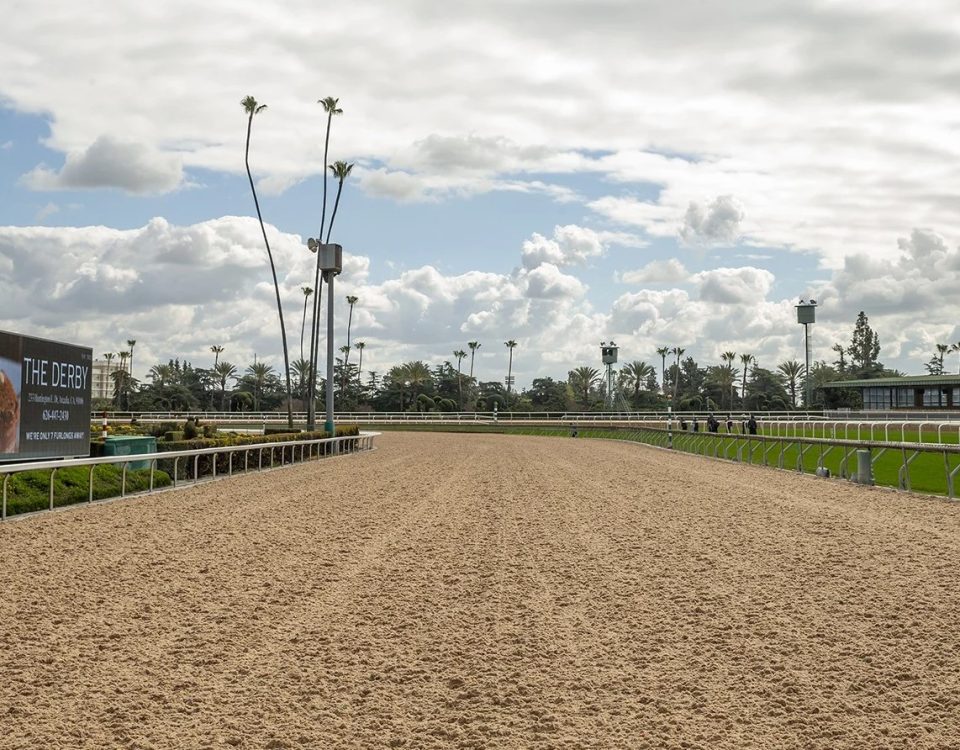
[{"x1": 2, "y1": 0, "x2": 960, "y2": 387}]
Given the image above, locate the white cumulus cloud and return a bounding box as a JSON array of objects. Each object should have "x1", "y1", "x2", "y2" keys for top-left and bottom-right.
[
  {"x1": 21, "y1": 136, "x2": 184, "y2": 195},
  {"x1": 521, "y1": 225, "x2": 606, "y2": 270},
  {"x1": 619, "y1": 259, "x2": 689, "y2": 284},
  {"x1": 679, "y1": 195, "x2": 744, "y2": 247}
]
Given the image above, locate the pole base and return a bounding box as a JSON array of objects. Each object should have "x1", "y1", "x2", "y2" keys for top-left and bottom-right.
[{"x1": 324, "y1": 419, "x2": 335, "y2": 436}]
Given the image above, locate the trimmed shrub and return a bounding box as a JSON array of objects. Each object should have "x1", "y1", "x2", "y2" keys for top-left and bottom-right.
[
  {"x1": 156, "y1": 425, "x2": 361, "y2": 480},
  {"x1": 182, "y1": 419, "x2": 199, "y2": 440},
  {"x1": 265, "y1": 425, "x2": 301, "y2": 436}
]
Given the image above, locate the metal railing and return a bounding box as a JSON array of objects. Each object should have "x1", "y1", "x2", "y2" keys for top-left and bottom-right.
[
  {"x1": 761, "y1": 418, "x2": 960, "y2": 444},
  {"x1": 607, "y1": 425, "x2": 960, "y2": 499},
  {"x1": 95, "y1": 409, "x2": 830, "y2": 423},
  {"x1": 1, "y1": 431, "x2": 379, "y2": 521}
]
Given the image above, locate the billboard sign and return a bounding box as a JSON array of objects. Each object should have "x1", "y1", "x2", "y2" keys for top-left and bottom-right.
[{"x1": 0, "y1": 330, "x2": 93, "y2": 462}]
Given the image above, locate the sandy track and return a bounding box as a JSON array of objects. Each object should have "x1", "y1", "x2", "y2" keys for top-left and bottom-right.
[{"x1": 1, "y1": 432, "x2": 960, "y2": 749}]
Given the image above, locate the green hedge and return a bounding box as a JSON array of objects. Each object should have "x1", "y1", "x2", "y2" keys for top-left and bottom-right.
[
  {"x1": 157, "y1": 424, "x2": 359, "y2": 453},
  {"x1": 3, "y1": 464, "x2": 172, "y2": 517},
  {"x1": 155, "y1": 425, "x2": 362, "y2": 481}
]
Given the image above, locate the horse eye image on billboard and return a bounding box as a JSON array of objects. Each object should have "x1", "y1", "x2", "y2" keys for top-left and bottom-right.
[{"x1": 0, "y1": 333, "x2": 23, "y2": 454}]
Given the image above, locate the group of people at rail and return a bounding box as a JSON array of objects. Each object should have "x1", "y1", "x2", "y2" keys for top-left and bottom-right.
[{"x1": 678, "y1": 414, "x2": 758, "y2": 435}]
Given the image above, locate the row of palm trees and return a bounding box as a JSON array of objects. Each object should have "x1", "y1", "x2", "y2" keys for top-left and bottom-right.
[
  {"x1": 926, "y1": 342, "x2": 960, "y2": 374},
  {"x1": 102, "y1": 339, "x2": 137, "y2": 408},
  {"x1": 446, "y1": 340, "x2": 519, "y2": 409},
  {"x1": 652, "y1": 346, "x2": 810, "y2": 407}
]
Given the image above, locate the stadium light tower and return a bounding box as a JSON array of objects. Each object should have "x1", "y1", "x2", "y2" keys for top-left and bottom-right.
[
  {"x1": 600, "y1": 340, "x2": 618, "y2": 410},
  {"x1": 796, "y1": 298, "x2": 817, "y2": 409},
  {"x1": 307, "y1": 239, "x2": 343, "y2": 434}
]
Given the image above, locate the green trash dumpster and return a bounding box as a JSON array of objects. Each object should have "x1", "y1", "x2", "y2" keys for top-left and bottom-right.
[{"x1": 103, "y1": 436, "x2": 158, "y2": 470}]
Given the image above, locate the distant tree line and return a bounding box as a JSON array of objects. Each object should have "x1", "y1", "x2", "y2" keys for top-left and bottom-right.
[{"x1": 98, "y1": 310, "x2": 946, "y2": 413}]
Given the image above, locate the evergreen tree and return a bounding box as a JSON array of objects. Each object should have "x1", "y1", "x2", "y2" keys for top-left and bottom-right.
[{"x1": 846, "y1": 311, "x2": 882, "y2": 377}]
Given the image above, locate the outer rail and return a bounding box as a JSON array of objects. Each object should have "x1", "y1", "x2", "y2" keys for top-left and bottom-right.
[{"x1": 605, "y1": 425, "x2": 960, "y2": 498}]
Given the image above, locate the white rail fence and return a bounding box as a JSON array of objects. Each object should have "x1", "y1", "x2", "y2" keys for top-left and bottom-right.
[{"x1": 1, "y1": 432, "x2": 379, "y2": 521}]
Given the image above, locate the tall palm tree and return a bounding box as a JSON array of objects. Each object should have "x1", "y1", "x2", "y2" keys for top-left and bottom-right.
[
  {"x1": 148, "y1": 363, "x2": 174, "y2": 387},
  {"x1": 569, "y1": 366, "x2": 601, "y2": 409},
  {"x1": 403, "y1": 361, "x2": 432, "y2": 406},
  {"x1": 116, "y1": 351, "x2": 130, "y2": 408},
  {"x1": 246, "y1": 361, "x2": 273, "y2": 411},
  {"x1": 936, "y1": 343, "x2": 949, "y2": 374},
  {"x1": 720, "y1": 351, "x2": 737, "y2": 408},
  {"x1": 210, "y1": 345, "x2": 224, "y2": 369},
  {"x1": 622, "y1": 360, "x2": 655, "y2": 403},
  {"x1": 289, "y1": 358, "x2": 312, "y2": 404},
  {"x1": 110, "y1": 368, "x2": 132, "y2": 408},
  {"x1": 777, "y1": 359, "x2": 803, "y2": 408},
  {"x1": 453, "y1": 349, "x2": 467, "y2": 410},
  {"x1": 708, "y1": 365, "x2": 738, "y2": 411},
  {"x1": 126, "y1": 339, "x2": 137, "y2": 377},
  {"x1": 355, "y1": 341, "x2": 366, "y2": 384},
  {"x1": 103, "y1": 353, "x2": 115, "y2": 396},
  {"x1": 504, "y1": 340, "x2": 518, "y2": 395},
  {"x1": 338, "y1": 344, "x2": 351, "y2": 394},
  {"x1": 214, "y1": 361, "x2": 237, "y2": 411},
  {"x1": 299, "y1": 287, "x2": 313, "y2": 360},
  {"x1": 325, "y1": 161, "x2": 354, "y2": 244},
  {"x1": 670, "y1": 346, "x2": 685, "y2": 404},
  {"x1": 242, "y1": 95, "x2": 293, "y2": 428},
  {"x1": 468, "y1": 341, "x2": 481, "y2": 379},
  {"x1": 317, "y1": 97, "x2": 343, "y2": 243},
  {"x1": 656, "y1": 346, "x2": 670, "y2": 395},
  {"x1": 740, "y1": 353, "x2": 754, "y2": 405},
  {"x1": 343, "y1": 293, "x2": 359, "y2": 369},
  {"x1": 307, "y1": 97, "x2": 344, "y2": 428},
  {"x1": 386, "y1": 364, "x2": 409, "y2": 410},
  {"x1": 951, "y1": 341, "x2": 960, "y2": 374},
  {"x1": 117, "y1": 352, "x2": 130, "y2": 409}
]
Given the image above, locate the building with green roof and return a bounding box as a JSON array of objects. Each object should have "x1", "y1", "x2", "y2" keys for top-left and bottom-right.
[{"x1": 821, "y1": 374, "x2": 960, "y2": 410}]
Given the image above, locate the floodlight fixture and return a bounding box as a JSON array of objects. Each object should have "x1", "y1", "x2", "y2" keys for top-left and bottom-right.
[{"x1": 795, "y1": 298, "x2": 818, "y2": 408}]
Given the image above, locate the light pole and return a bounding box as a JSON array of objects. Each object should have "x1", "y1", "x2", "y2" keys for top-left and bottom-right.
[
  {"x1": 601, "y1": 340, "x2": 618, "y2": 410},
  {"x1": 307, "y1": 239, "x2": 342, "y2": 434},
  {"x1": 796, "y1": 298, "x2": 817, "y2": 410}
]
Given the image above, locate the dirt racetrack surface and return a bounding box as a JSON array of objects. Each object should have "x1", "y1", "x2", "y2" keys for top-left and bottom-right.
[{"x1": 2, "y1": 432, "x2": 960, "y2": 749}]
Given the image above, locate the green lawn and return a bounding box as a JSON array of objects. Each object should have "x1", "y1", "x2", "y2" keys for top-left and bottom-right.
[
  {"x1": 757, "y1": 423, "x2": 960, "y2": 445},
  {"x1": 3, "y1": 464, "x2": 172, "y2": 517}
]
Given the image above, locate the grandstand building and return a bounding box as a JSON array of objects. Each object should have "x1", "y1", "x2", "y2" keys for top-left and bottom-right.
[{"x1": 822, "y1": 374, "x2": 960, "y2": 410}]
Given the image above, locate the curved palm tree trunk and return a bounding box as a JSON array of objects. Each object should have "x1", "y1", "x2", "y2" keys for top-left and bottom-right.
[
  {"x1": 300, "y1": 294, "x2": 310, "y2": 361},
  {"x1": 507, "y1": 350, "x2": 514, "y2": 395},
  {"x1": 325, "y1": 179, "x2": 345, "y2": 246},
  {"x1": 307, "y1": 280, "x2": 323, "y2": 429},
  {"x1": 457, "y1": 362, "x2": 463, "y2": 410},
  {"x1": 328, "y1": 180, "x2": 351, "y2": 395},
  {"x1": 341, "y1": 294, "x2": 353, "y2": 366},
  {"x1": 469, "y1": 350, "x2": 475, "y2": 379},
  {"x1": 245, "y1": 112, "x2": 293, "y2": 429}
]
